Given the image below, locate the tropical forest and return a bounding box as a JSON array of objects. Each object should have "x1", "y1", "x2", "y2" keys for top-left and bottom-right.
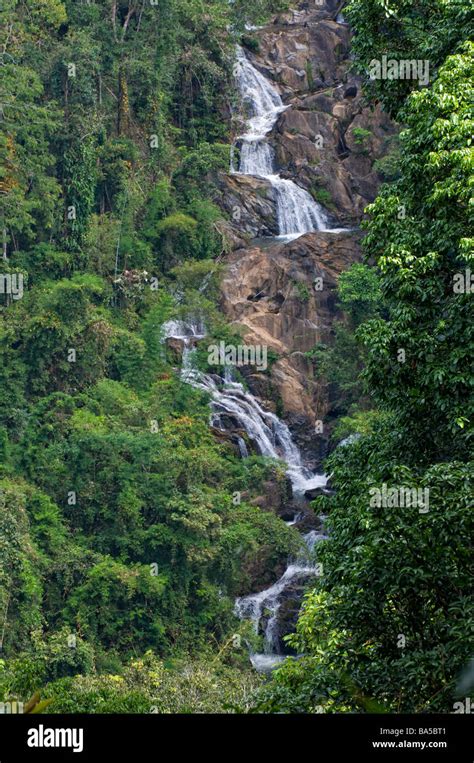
[{"x1": 0, "y1": 0, "x2": 472, "y2": 719}]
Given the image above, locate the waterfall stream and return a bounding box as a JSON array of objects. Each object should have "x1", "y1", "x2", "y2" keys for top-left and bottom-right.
[
  {"x1": 158, "y1": 41, "x2": 344, "y2": 673},
  {"x1": 233, "y1": 46, "x2": 341, "y2": 239},
  {"x1": 162, "y1": 320, "x2": 327, "y2": 671}
]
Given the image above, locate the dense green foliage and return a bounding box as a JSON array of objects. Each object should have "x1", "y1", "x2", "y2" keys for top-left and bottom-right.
[
  {"x1": 346, "y1": 0, "x2": 473, "y2": 117},
  {"x1": 256, "y1": 4, "x2": 473, "y2": 713},
  {"x1": 0, "y1": 0, "x2": 294, "y2": 711},
  {"x1": 306, "y1": 263, "x2": 383, "y2": 417},
  {"x1": 1, "y1": 0, "x2": 472, "y2": 716}
]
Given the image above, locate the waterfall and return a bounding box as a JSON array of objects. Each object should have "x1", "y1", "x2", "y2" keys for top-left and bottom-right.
[
  {"x1": 273, "y1": 177, "x2": 328, "y2": 235},
  {"x1": 234, "y1": 528, "x2": 326, "y2": 672},
  {"x1": 233, "y1": 46, "x2": 342, "y2": 239},
  {"x1": 233, "y1": 47, "x2": 285, "y2": 143},
  {"x1": 161, "y1": 48, "x2": 342, "y2": 670},
  {"x1": 162, "y1": 320, "x2": 328, "y2": 671},
  {"x1": 160, "y1": 45, "x2": 341, "y2": 670},
  {"x1": 162, "y1": 320, "x2": 327, "y2": 496}
]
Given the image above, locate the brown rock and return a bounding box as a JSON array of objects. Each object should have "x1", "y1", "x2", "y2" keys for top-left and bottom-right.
[
  {"x1": 217, "y1": 173, "x2": 278, "y2": 238},
  {"x1": 230, "y1": 15, "x2": 398, "y2": 225},
  {"x1": 220, "y1": 231, "x2": 362, "y2": 428}
]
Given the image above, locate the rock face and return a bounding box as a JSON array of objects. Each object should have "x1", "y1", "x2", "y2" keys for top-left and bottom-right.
[
  {"x1": 211, "y1": 2, "x2": 399, "y2": 669},
  {"x1": 273, "y1": 578, "x2": 312, "y2": 653},
  {"x1": 255, "y1": 4, "x2": 350, "y2": 91},
  {"x1": 217, "y1": 173, "x2": 278, "y2": 238},
  {"x1": 252, "y1": 9, "x2": 397, "y2": 224},
  {"x1": 274, "y1": 97, "x2": 394, "y2": 224},
  {"x1": 220, "y1": 231, "x2": 361, "y2": 460},
  {"x1": 219, "y1": 3, "x2": 397, "y2": 230},
  {"x1": 214, "y1": 2, "x2": 396, "y2": 460}
]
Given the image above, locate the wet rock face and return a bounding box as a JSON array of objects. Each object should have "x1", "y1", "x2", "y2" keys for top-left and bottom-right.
[
  {"x1": 218, "y1": 3, "x2": 375, "y2": 667},
  {"x1": 252, "y1": 572, "x2": 318, "y2": 654},
  {"x1": 220, "y1": 230, "x2": 362, "y2": 458},
  {"x1": 217, "y1": 173, "x2": 278, "y2": 238},
  {"x1": 238, "y1": 552, "x2": 289, "y2": 598},
  {"x1": 273, "y1": 579, "x2": 311, "y2": 653},
  {"x1": 263, "y1": 32, "x2": 396, "y2": 225},
  {"x1": 215, "y1": 5, "x2": 397, "y2": 461},
  {"x1": 223, "y1": 6, "x2": 397, "y2": 228}
]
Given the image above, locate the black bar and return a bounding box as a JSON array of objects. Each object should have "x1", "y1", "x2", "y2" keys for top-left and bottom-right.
[{"x1": 0, "y1": 714, "x2": 472, "y2": 761}]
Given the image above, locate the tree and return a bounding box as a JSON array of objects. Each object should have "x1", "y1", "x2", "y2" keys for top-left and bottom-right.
[
  {"x1": 257, "y1": 24, "x2": 473, "y2": 716},
  {"x1": 345, "y1": 0, "x2": 473, "y2": 117}
]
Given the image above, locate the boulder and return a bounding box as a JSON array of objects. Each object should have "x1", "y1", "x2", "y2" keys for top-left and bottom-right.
[
  {"x1": 304, "y1": 486, "x2": 334, "y2": 501},
  {"x1": 217, "y1": 173, "x2": 278, "y2": 238}
]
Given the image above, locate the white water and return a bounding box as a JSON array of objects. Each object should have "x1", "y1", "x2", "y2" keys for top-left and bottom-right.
[
  {"x1": 162, "y1": 320, "x2": 326, "y2": 496},
  {"x1": 227, "y1": 47, "x2": 337, "y2": 666},
  {"x1": 161, "y1": 47, "x2": 341, "y2": 671},
  {"x1": 233, "y1": 46, "x2": 340, "y2": 239},
  {"x1": 235, "y1": 528, "x2": 326, "y2": 671},
  {"x1": 160, "y1": 44, "x2": 338, "y2": 671},
  {"x1": 162, "y1": 320, "x2": 328, "y2": 670}
]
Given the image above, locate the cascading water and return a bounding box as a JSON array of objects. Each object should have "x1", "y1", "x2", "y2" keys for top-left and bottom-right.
[
  {"x1": 162, "y1": 320, "x2": 327, "y2": 671},
  {"x1": 234, "y1": 527, "x2": 327, "y2": 672},
  {"x1": 233, "y1": 46, "x2": 339, "y2": 239},
  {"x1": 162, "y1": 320, "x2": 327, "y2": 496}
]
